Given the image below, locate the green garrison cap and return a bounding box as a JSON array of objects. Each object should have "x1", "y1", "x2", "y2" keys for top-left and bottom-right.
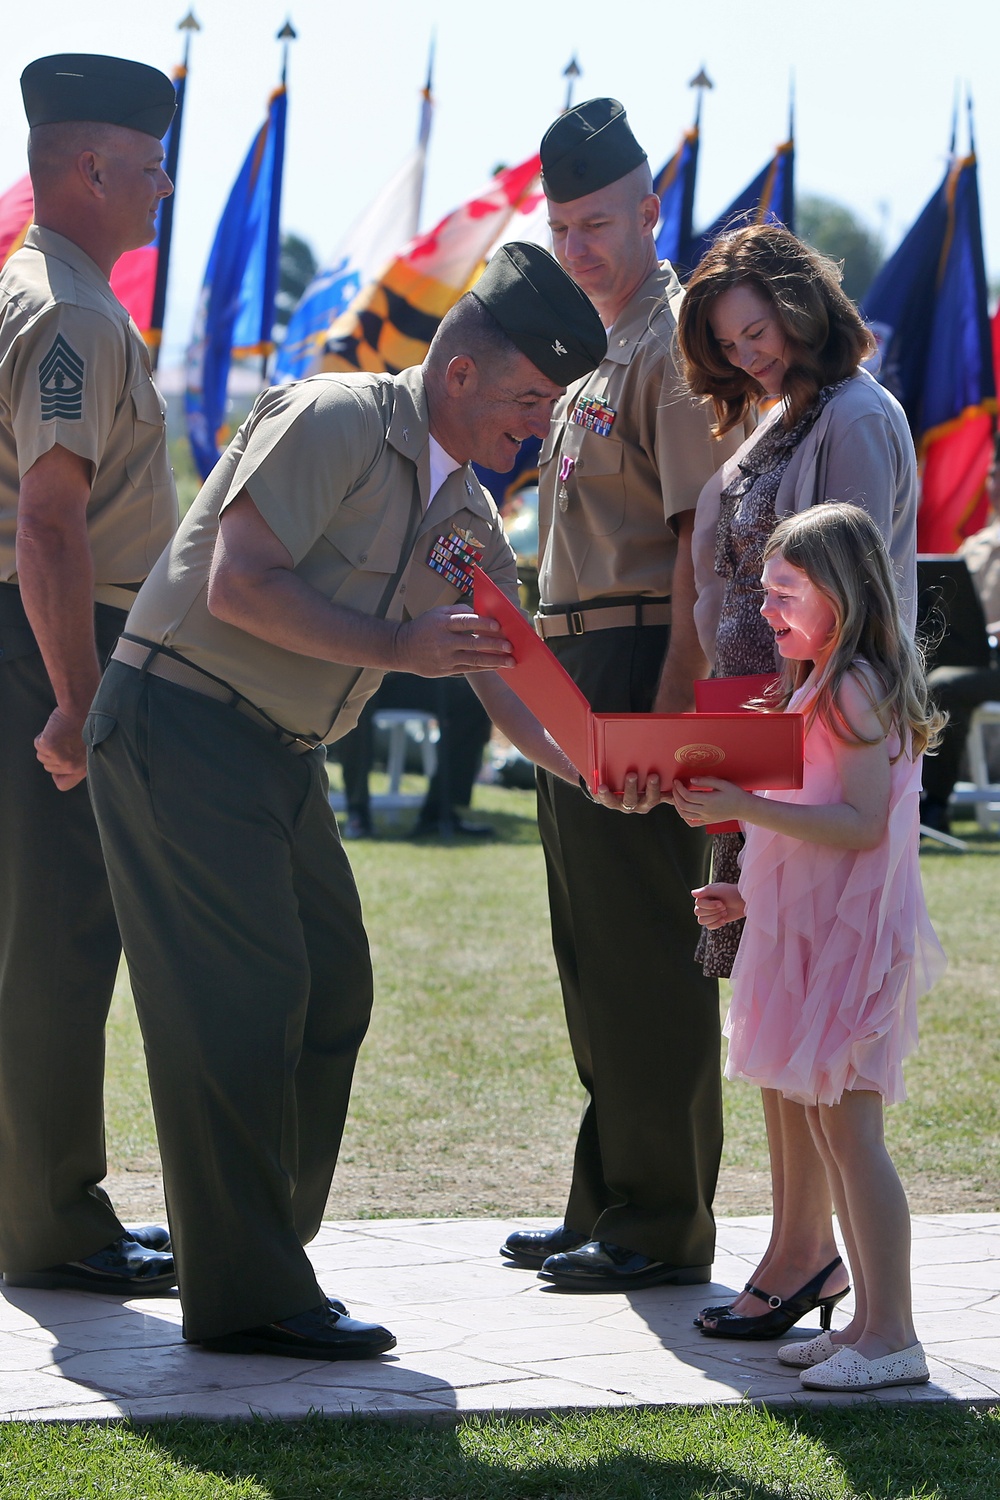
[
  {"x1": 21, "y1": 54, "x2": 176, "y2": 139},
  {"x1": 540, "y1": 97, "x2": 647, "y2": 203},
  {"x1": 472, "y1": 241, "x2": 607, "y2": 386}
]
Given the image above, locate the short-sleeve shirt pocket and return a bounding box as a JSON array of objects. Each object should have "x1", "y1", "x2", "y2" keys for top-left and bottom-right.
[
  {"x1": 322, "y1": 498, "x2": 404, "y2": 579},
  {"x1": 125, "y1": 376, "x2": 167, "y2": 483},
  {"x1": 562, "y1": 432, "x2": 626, "y2": 537}
]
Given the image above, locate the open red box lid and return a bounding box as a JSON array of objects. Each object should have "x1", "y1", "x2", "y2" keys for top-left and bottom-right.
[{"x1": 472, "y1": 567, "x2": 802, "y2": 799}]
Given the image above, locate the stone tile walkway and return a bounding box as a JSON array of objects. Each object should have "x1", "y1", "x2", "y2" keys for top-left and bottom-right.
[{"x1": 1, "y1": 1214, "x2": 998, "y2": 1420}]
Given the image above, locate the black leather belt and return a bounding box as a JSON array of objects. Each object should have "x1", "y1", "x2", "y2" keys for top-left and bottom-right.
[{"x1": 111, "y1": 638, "x2": 323, "y2": 755}]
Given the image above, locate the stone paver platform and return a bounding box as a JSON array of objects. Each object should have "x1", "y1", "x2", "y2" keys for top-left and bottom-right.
[{"x1": 1, "y1": 1214, "x2": 998, "y2": 1420}]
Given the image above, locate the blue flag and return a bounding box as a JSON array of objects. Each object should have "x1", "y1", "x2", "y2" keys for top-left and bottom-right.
[
  {"x1": 862, "y1": 147, "x2": 996, "y2": 550},
  {"x1": 654, "y1": 124, "x2": 699, "y2": 272},
  {"x1": 185, "y1": 85, "x2": 288, "y2": 479},
  {"x1": 688, "y1": 139, "x2": 795, "y2": 269}
]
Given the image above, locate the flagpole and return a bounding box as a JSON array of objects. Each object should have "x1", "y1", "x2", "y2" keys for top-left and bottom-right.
[
  {"x1": 562, "y1": 55, "x2": 581, "y2": 113},
  {"x1": 787, "y1": 71, "x2": 796, "y2": 234},
  {"x1": 277, "y1": 15, "x2": 296, "y2": 85},
  {"x1": 263, "y1": 18, "x2": 297, "y2": 381},
  {"x1": 414, "y1": 33, "x2": 435, "y2": 229},
  {"x1": 149, "y1": 8, "x2": 200, "y2": 371},
  {"x1": 688, "y1": 65, "x2": 712, "y2": 129},
  {"x1": 678, "y1": 68, "x2": 711, "y2": 272}
]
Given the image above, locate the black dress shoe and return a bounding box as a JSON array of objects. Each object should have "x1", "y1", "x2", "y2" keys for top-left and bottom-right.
[
  {"x1": 500, "y1": 1224, "x2": 588, "y2": 1268},
  {"x1": 126, "y1": 1223, "x2": 171, "y2": 1252},
  {"x1": 3, "y1": 1234, "x2": 176, "y2": 1294},
  {"x1": 195, "y1": 1300, "x2": 396, "y2": 1360},
  {"x1": 343, "y1": 813, "x2": 374, "y2": 840},
  {"x1": 539, "y1": 1239, "x2": 712, "y2": 1291}
]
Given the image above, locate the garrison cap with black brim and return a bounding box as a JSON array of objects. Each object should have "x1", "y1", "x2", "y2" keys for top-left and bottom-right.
[
  {"x1": 540, "y1": 96, "x2": 647, "y2": 204},
  {"x1": 471, "y1": 241, "x2": 607, "y2": 386},
  {"x1": 21, "y1": 53, "x2": 176, "y2": 140}
]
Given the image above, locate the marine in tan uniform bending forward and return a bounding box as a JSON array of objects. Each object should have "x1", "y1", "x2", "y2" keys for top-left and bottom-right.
[
  {"x1": 0, "y1": 54, "x2": 178, "y2": 1295},
  {"x1": 87, "y1": 244, "x2": 608, "y2": 1360},
  {"x1": 501, "y1": 99, "x2": 740, "y2": 1289}
]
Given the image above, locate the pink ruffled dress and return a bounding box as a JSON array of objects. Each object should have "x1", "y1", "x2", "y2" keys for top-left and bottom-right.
[{"x1": 724, "y1": 672, "x2": 947, "y2": 1106}]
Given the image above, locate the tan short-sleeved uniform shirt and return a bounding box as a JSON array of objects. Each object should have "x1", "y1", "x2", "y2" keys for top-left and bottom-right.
[
  {"x1": 0, "y1": 226, "x2": 177, "y2": 602},
  {"x1": 126, "y1": 364, "x2": 520, "y2": 742},
  {"x1": 537, "y1": 263, "x2": 737, "y2": 608}
]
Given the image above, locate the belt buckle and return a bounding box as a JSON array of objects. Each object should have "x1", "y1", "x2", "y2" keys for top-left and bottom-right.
[{"x1": 569, "y1": 610, "x2": 585, "y2": 636}]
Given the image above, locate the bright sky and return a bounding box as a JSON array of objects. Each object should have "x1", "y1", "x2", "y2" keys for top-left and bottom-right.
[{"x1": 3, "y1": 0, "x2": 999, "y2": 370}]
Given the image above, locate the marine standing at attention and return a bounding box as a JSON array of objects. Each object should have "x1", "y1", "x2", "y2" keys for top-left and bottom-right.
[
  {"x1": 87, "y1": 245, "x2": 608, "y2": 1359},
  {"x1": 0, "y1": 54, "x2": 178, "y2": 1296},
  {"x1": 501, "y1": 99, "x2": 741, "y2": 1290}
]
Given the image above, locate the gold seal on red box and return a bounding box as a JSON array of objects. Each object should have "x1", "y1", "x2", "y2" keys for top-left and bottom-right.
[{"x1": 675, "y1": 743, "x2": 726, "y2": 769}]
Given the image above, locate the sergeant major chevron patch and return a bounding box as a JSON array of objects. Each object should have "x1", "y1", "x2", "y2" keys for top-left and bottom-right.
[{"x1": 39, "y1": 334, "x2": 85, "y2": 421}]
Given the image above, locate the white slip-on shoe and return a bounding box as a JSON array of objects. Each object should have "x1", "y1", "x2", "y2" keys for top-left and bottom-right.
[
  {"x1": 800, "y1": 1342, "x2": 929, "y2": 1391},
  {"x1": 777, "y1": 1331, "x2": 837, "y2": 1368}
]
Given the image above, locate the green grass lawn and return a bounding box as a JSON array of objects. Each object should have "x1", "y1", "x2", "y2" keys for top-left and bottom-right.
[
  {"x1": 105, "y1": 779, "x2": 1000, "y2": 1219},
  {"x1": 1, "y1": 1406, "x2": 999, "y2": 1497},
  {"x1": 41, "y1": 783, "x2": 1000, "y2": 1498}
]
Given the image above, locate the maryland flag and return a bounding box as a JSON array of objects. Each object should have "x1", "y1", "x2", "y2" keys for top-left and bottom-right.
[
  {"x1": 275, "y1": 49, "x2": 435, "y2": 383},
  {"x1": 687, "y1": 136, "x2": 795, "y2": 269},
  {"x1": 320, "y1": 154, "x2": 541, "y2": 375},
  {"x1": 862, "y1": 139, "x2": 996, "y2": 551}
]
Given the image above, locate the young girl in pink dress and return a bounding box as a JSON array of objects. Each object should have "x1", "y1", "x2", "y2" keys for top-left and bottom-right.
[{"x1": 673, "y1": 502, "x2": 946, "y2": 1392}]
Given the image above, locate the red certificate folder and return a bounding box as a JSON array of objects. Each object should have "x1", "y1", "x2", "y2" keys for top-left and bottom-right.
[
  {"x1": 473, "y1": 567, "x2": 803, "y2": 800},
  {"x1": 694, "y1": 673, "x2": 782, "y2": 832}
]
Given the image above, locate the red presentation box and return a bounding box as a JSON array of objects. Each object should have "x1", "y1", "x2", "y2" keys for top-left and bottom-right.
[
  {"x1": 472, "y1": 567, "x2": 802, "y2": 803},
  {"x1": 693, "y1": 672, "x2": 783, "y2": 832}
]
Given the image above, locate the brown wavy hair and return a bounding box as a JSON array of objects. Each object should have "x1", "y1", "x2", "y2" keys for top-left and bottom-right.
[
  {"x1": 677, "y1": 223, "x2": 876, "y2": 436},
  {"x1": 758, "y1": 503, "x2": 944, "y2": 761}
]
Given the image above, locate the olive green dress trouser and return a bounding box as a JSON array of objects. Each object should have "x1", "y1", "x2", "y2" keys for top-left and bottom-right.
[
  {"x1": 0, "y1": 585, "x2": 128, "y2": 1272},
  {"x1": 86, "y1": 662, "x2": 373, "y2": 1342},
  {"x1": 535, "y1": 623, "x2": 722, "y2": 1269}
]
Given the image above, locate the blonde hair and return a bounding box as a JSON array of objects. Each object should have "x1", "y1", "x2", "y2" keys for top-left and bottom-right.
[
  {"x1": 677, "y1": 223, "x2": 875, "y2": 437},
  {"x1": 759, "y1": 503, "x2": 944, "y2": 760}
]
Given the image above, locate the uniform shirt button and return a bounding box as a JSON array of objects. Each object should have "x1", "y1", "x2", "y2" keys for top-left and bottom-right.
[{"x1": 359, "y1": 552, "x2": 368, "y2": 563}]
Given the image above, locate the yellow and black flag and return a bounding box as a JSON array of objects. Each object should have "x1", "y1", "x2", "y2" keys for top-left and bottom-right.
[{"x1": 320, "y1": 154, "x2": 541, "y2": 375}]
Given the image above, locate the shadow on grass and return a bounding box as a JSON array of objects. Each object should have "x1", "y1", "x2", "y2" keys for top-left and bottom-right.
[
  {"x1": 342, "y1": 804, "x2": 542, "y2": 847},
  {"x1": 920, "y1": 820, "x2": 1000, "y2": 858},
  {"x1": 131, "y1": 1403, "x2": 1000, "y2": 1499}
]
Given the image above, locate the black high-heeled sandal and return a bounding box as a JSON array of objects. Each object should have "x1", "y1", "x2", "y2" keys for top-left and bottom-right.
[
  {"x1": 699, "y1": 1256, "x2": 849, "y2": 1341},
  {"x1": 693, "y1": 1282, "x2": 753, "y2": 1328}
]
